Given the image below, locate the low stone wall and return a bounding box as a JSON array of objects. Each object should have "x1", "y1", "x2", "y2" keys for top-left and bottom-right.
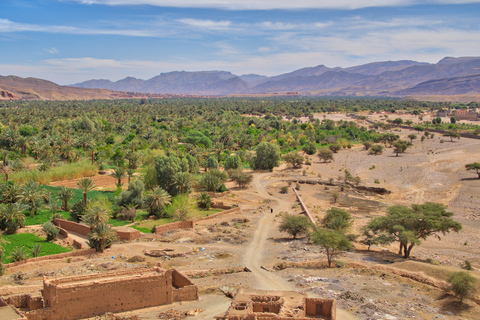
[
  {"x1": 72, "y1": 239, "x2": 84, "y2": 249},
  {"x1": 5, "y1": 249, "x2": 96, "y2": 270},
  {"x1": 52, "y1": 219, "x2": 91, "y2": 236},
  {"x1": 199, "y1": 207, "x2": 240, "y2": 221},
  {"x1": 184, "y1": 266, "x2": 250, "y2": 278},
  {"x1": 155, "y1": 221, "x2": 193, "y2": 234}
]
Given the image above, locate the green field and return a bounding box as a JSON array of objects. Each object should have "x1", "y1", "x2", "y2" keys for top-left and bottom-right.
[{"x1": 2, "y1": 232, "x2": 71, "y2": 264}]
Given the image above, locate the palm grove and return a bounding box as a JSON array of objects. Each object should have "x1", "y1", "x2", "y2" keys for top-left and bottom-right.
[{"x1": 0, "y1": 97, "x2": 475, "y2": 270}]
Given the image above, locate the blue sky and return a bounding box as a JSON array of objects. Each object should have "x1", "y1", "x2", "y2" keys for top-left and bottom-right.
[{"x1": 1, "y1": 0, "x2": 480, "y2": 84}]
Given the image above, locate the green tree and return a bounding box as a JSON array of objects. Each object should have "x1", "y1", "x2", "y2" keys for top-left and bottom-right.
[
  {"x1": 202, "y1": 155, "x2": 219, "y2": 171},
  {"x1": 82, "y1": 204, "x2": 110, "y2": 228},
  {"x1": 77, "y1": 177, "x2": 96, "y2": 206},
  {"x1": 311, "y1": 228, "x2": 352, "y2": 268},
  {"x1": 317, "y1": 148, "x2": 334, "y2": 162},
  {"x1": 172, "y1": 172, "x2": 193, "y2": 194},
  {"x1": 367, "y1": 202, "x2": 462, "y2": 258},
  {"x1": 224, "y1": 155, "x2": 241, "y2": 170},
  {"x1": 329, "y1": 143, "x2": 341, "y2": 153},
  {"x1": 283, "y1": 152, "x2": 304, "y2": 168},
  {"x1": 407, "y1": 134, "x2": 417, "y2": 142},
  {"x1": 450, "y1": 116, "x2": 457, "y2": 124},
  {"x1": 368, "y1": 144, "x2": 384, "y2": 155},
  {"x1": 465, "y1": 162, "x2": 480, "y2": 178},
  {"x1": 251, "y1": 142, "x2": 281, "y2": 171},
  {"x1": 111, "y1": 167, "x2": 126, "y2": 187},
  {"x1": 57, "y1": 186, "x2": 75, "y2": 212},
  {"x1": 165, "y1": 194, "x2": 194, "y2": 221},
  {"x1": 447, "y1": 271, "x2": 477, "y2": 302},
  {"x1": 88, "y1": 223, "x2": 117, "y2": 253},
  {"x1": 279, "y1": 214, "x2": 312, "y2": 239},
  {"x1": 392, "y1": 140, "x2": 409, "y2": 156},
  {"x1": 302, "y1": 140, "x2": 317, "y2": 155},
  {"x1": 228, "y1": 169, "x2": 253, "y2": 188},
  {"x1": 116, "y1": 179, "x2": 144, "y2": 208},
  {"x1": 144, "y1": 187, "x2": 171, "y2": 217},
  {"x1": 154, "y1": 155, "x2": 183, "y2": 196},
  {"x1": 200, "y1": 169, "x2": 228, "y2": 192},
  {"x1": 197, "y1": 193, "x2": 212, "y2": 210},
  {"x1": 443, "y1": 130, "x2": 460, "y2": 142},
  {"x1": 323, "y1": 207, "x2": 353, "y2": 232},
  {"x1": 19, "y1": 180, "x2": 45, "y2": 216},
  {"x1": 0, "y1": 203, "x2": 27, "y2": 234}
]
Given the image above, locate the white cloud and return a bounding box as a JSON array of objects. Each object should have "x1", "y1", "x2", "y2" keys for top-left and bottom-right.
[
  {"x1": 177, "y1": 18, "x2": 231, "y2": 30},
  {"x1": 0, "y1": 18, "x2": 163, "y2": 37},
  {"x1": 67, "y1": 0, "x2": 480, "y2": 10},
  {"x1": 44, "y1": 47, "x2": 58, "y2": 54}
]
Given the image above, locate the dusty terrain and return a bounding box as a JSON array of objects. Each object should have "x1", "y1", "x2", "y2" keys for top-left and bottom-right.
[{"x1": 2, "y1": 122, "x2": 480, "y2": 320}]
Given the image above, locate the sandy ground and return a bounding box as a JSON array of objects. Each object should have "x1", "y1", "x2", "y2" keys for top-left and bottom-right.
[{"x1": 3, "y1": 123, "x2": 480, "y2": 319}]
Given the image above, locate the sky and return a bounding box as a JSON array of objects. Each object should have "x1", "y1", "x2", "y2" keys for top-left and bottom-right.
[{"x1": 1, "y1": 0, "x2": 480, "y2": 85}]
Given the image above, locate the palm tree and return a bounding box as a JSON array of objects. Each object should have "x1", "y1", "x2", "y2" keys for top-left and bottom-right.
[
  {"x1": 144, "y1": 187, "x2": 171, "y2": 216},
  {"x1": 126, "y1": 168, "x2": 135, "y2": 184},
  {"x1": 0, "y1": 203, "x2": 28, "y2": 234},
  {"x1": 1, "y1": 183, "x2": 22, "y2": 204},
  {"x1": 57, "y1": 186, "x2": 75, "y2": 211},
  {"x1": 0, "y1": 164, "x2": 13, "y2": 182},
  {"x1": 82, "y1": 205, "x2": 109, "y2": 228},
  {"x1": 77, "y1": 177, "x2": 96, "y2": 206},
  {"x1": 111, "y1": 167, "x2": 126, "y2": 187},
  {"x1": 172, "y1": 172, "x2": 193, "y2": 194},
  {"x1": 89, "y1": 223, "x2": 117, "y2": 253},
  {"x1": 19, "y1": 180, "x2": 45, "y2": 215}
]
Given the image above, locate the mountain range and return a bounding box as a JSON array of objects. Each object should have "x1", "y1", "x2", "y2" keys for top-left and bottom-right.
[
  {"x1": 71, "y1": 56, "x2": 480, "y2": 97},
  {"x1": 1, "y1": 56, "x2": 480, "y2": 101}
]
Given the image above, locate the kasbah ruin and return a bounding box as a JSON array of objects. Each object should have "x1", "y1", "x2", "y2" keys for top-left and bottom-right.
[{"x1": 1, "y1": 111, "x2": 480, "y2": 320}]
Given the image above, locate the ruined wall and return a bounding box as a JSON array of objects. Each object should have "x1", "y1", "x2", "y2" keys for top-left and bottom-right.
[
  {"x1": 305, "y1": 298, "x2": 336, "y2": 320},
  {"x1": 200, "y1": 207, "x2": 240, "y2": 221},
  {"x1": 52, "y1": 219, "x2": 91, "y2": 235},
  {"x1": 114, "y1": 227, "x2": 141, "y2": 240},
  {"x1": 155, "y1": 221, "x2": 193, "y2": 234},
  {"x1": 24, "y1": 268, "x2": 197, "y2": 320},
  {"x1": 5, "y1": 249, "x2": 96, "y2": 270},
  {"x1": 41, "y1": 269, "x2": 174, "y2": 320}
]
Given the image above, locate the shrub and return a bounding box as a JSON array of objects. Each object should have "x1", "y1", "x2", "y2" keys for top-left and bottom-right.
[
  {"x1": 374, "y1": 179, "x2": 380, "y2": 184},
  {"x1": 9, "y1": 246, "x2": 29, "y2": 262},
  {"x1": 69, "y1": 200, "x2": 86, "y2": 223},
  {"x1": 116, "y1": 179, "x2": 144, "y2": 208},
  {"x1": 31, "y1": 243, "x2": 42, "y2": 257},
  {"x1": 116, "y1": 204, "x2": 137, "y2": 222},
  {"x1": 197, "y1": 193, "x2": 212, "y2": 210},
  {"x1": 447, "y1": 271, "x2": 477, "y2": 302},
  {"x1": 462, "y1": 260, "x2": 473, "y2": 271},
  {"x1": 42, "y1": 222, "x2": 59, "y2": 241},
  {"x1": 280, "y1": 186, "x2": 289, "y2": 194}
]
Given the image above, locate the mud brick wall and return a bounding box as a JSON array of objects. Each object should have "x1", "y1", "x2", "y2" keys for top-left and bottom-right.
[
  {"x1": 5, "y1": 249, "x2": 96, "y2": 270},
  {"x1": 114, "y1": 228, "x2": 141, "y2": 240},
  {"x1": 305, "y1": 298, "x2": 336, "y2": 320},
  {"x1": 155, "y1": 221, "x2": 193, "y2": 234},
  {"x1": 52, "y1": 219, "x2": 91, "y2": 235},
  {"x1": 27, "y1": 296, "x2": 43, "y2": 311},
  {"x1": 199, "y1": 207, "x2": 240, "y2": 221},
  {"x1": 41, "y1": 269, "x2": 175, "y2": 320},
  {"x1": 172, "y1": 269, "x2": 198, "y2": 302}
]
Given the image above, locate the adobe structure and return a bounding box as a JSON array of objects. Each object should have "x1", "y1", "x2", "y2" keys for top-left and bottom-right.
[
  {"x1": 216, "y1": 289, "x2": 336, "y2": 320},
  {"x1": 0, "y1": 267, "x2": 198, "y2": 320}
]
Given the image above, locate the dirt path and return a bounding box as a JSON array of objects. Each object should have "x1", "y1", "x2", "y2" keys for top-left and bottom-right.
[{"x1": 244, "y1": 170, "x2": 358, "y2": 320}]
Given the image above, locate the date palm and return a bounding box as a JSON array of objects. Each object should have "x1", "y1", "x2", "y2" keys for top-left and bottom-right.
[
  {"x1": 144, "y1": 187, "x2": 171, "y2": 216},
  {"x1": 0, "y1": 164, "x2": 13, "y2": 182},
  {"x1": 57, "y1": 186, "x2": 75, "y2": 211},
  {"x1": 19, "y1": 180, "x2": 45, "y2": 215},
  {"x1": 172, "y1": 172, "x2": 193, "y2": 194},
  {"x1": 111, "y1": 167, "x2": 126, "y2": 187},
  {"x1": 1, "y1": 183, "x2": 22, "y2": 203},
  {"x1": 88, "y1": 223, "x2": 117, "y2": 253},
  {"x1": 0, "y1": 203, "x2": 28, "y2": 234},
  {"x1": 82, "y1": 205, "x2": 109, "y2": 228},
  {"x1": 77, "y1": 177, "x2": 96, "y2": 206}
]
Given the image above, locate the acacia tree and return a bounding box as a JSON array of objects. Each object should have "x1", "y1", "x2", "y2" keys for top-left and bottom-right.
[
  {"x1": 447, "y1": 271, "x2": 477, "y2": 303},
  {"x1": 279, "y1": 214, "x2": 312, "y2": 239},
  {"x1": 283, "y1": 152, "x2": 304, "y2": 168},
  {"x1": 367, "y1": 202, "x2": 462, "y2": 258},
  {"x1": 317, "y1": 148, "x2": 334, "y2": 163},
  {"x1": 311, "y1": 228, "x2": 352, "y2": 267},
  {"x1": 466, "y1": 162, "x2": 480, "y2": 178}
]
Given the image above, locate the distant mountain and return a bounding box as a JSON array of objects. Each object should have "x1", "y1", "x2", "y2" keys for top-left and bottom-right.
[
  {"x1": 70, "y1": 56, "x2": 480, "y2": 97},
  {"x1": 3, "y1": 56, "x2": 480, "y2": 100}
]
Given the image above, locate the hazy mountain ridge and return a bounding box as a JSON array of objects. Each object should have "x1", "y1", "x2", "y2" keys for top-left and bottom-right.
[
  {"x1": 70, "y1": 56, "x2": 480, "y2": 96},
  {"x1": 2, "y1": 56, "x2": 480, "y2": 100}
]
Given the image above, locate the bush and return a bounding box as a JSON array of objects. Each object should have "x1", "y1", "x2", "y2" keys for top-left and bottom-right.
[
  {"x1": 280, "y1": 186, "x2": 289, "y2": 194},
  {"x1": 197, "y1": 193, "x2": 212, "y2": 209},
  {"x1": 116, "y1": 179, "x2": 144, "y2": 208},
  {"x1": 116, "y1": 205, "x2": 137, "y2": 222},
  {"x1": 69, "y1": 200, "x2": 87, "y2": 223},
  {"x1": 447, "y1": 271, "x2": 477, "y2": 302},
  {"x1": 462, "y1": 260, "x2": 473, "y2": 271},
  {"x1": 329, "y1": 143, "x2": 341, "y2": 153},
  {"x1": 9, "y1": 246, "x2": 29, "y2": 262},
  {"x1": 42, "y1": 222, "x2": 59, "y2": 241}
]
